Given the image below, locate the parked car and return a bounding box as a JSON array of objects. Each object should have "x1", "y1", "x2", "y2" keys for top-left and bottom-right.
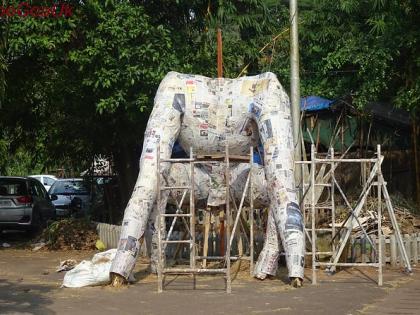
[
  {"x1": 49, "y1": 178, "x2": 96, "y2": 217},
  {"x1": 0, "y1": 176, "x2": 57, "y2": 232},
  {"x1": 29, "y1": 174, "x2": 58, "y2": 191}
]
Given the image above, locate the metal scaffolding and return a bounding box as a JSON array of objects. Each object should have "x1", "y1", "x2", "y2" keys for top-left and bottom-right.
[
  {"x1": 297, "y1": 144, "x2": 413, "y2": 285},
  {"x1": 156, "y1": 143, "x2": 254, "y2": 293}
]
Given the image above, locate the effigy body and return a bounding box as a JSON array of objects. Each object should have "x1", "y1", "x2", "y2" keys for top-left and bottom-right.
[{"x1": 110, "y1": 72, "x2": 305, "y2": 282}]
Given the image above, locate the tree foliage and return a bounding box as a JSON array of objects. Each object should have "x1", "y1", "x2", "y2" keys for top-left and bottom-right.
[
  {"x1": 0, "y1": 0, "x2": 418, "y2": 204},
  {"x1": 297, "y1": 0, "x2": 419, "y2": 110}
]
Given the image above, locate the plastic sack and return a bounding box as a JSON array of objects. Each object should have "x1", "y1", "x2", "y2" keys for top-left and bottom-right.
[{"x1": 62, "y1": 249, "x2": 117, "y2": 288}]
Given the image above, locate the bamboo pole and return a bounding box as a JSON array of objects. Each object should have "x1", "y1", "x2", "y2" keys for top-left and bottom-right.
[
  {"x1": 331, "y1": 147, "x2": 336, "y2": 255},
  {"x1": 190, "y1": 147, "x2": 196, "y2": 289},
  {"x1": 377, "y1": 145, "x2": 383, "y2": 286},
  {"x1": 156, "y1": 142, "x2": 163, "y2": 293},
  {"x1": 202, "y1": 210, "x2": 210, "y2": 268},
  {"x1": 225, "y1": 143, "x2": 232, "y2": 293},
  {"x1": 310, "y1": 144, "x2": 317, "y2": 284},
  {"x1": 381, "y1": 175, "x2": 413, "y2": 273},
  {"x1": 229, "y1": 171, "x2": 251, "y2": 247},
  {"x1": 217, "y1": 28, "x2": 223, "y2": 78},
  {"x1": 249, "y1": 146, "x2": 254, "y2": 275}
]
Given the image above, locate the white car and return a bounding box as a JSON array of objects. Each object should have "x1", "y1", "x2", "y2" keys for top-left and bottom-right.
[{"x1": 29, "y1": 175, "x2": 58, "y2": 192}]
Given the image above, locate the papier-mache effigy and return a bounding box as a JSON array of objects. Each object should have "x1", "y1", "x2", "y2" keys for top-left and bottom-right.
[{"x1": 110, "y1": 72, "x2": 305, "y2": 281}]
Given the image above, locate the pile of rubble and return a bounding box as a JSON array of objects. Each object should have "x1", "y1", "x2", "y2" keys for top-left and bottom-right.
[
  {"x1": 334, "y1": 195, "x2": 420, "y2": 237},
  {"x1": 42, "y1": 218, "x2": 98, "y2": 250},
  {"x1": 389, "y1": 199, "x2": 420, "y2": 234}
]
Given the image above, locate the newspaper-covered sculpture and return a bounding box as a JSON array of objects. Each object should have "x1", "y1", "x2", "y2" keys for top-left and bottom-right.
[{"x1": 110, "y1": 72, "x2": 305, "y2": 285}]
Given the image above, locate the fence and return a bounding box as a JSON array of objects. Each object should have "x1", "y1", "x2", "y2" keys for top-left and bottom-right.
[
  {"x1": 95, "y1": 222, "x2": 148, "y2": 257},
  {"x1": 349, "y1": 233, "x2": 419, "y2": 266},
  {"x1": 96, "y1": 222, "x2": 121, "y2": 249}
]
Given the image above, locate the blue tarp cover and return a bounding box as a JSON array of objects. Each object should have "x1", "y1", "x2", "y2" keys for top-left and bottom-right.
[{"x1": 300, "y1": 96, "x2": 334, "y2": 112}]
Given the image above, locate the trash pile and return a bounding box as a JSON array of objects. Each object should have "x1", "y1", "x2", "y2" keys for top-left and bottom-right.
[
  {"x1": 43, "y1": 218, "x2": 98, "y2": 250},
  {"x1": 333, "y1": 195, "x2": 420, "y2": 237},
  {"x1": 389, "y1": 195, "x2": 420, "y2": 234}
]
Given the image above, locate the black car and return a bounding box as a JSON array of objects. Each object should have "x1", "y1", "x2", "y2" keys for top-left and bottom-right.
[{"x1": 0, "y1": 176, "x2": 57, "y2": 232}]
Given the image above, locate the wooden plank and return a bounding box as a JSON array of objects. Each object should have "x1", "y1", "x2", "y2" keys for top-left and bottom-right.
[
  {"x1": 381, "y1": 237, "x2": 386, "y2": 267},
  {"x1": 404, "y1": 234, "x2": 411, "y2": 263},
  {"x1": 196, "y1": 154, "x2": 249, "y2": 162},
  {"x1": 412, "y1": 233, "x2": 418, "y2": 265},
  {"x1": 390, "y1": 234, "x2": 397, "y2": 267},
  {"x1": 361, "y1": 237, "x2": 367, "y2": 264},
  {"x1": 370, "y1": 235, "x2": 376, "y2": 263}
]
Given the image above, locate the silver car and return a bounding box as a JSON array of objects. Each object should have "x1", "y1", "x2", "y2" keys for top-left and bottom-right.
[
  {"x1": 0, "y1": 176, "x2": 57, "y2": 232},
  {"x1": 49, "y1": 178, "x2": 94, "y2": 217},
  {"x1": 29, "y1": 174, "x2": 58, "y2": 191}
]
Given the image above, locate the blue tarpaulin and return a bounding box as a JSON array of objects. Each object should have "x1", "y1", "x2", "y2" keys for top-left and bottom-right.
[{"x1": 300, "y1": 96, "x2": 334, "y2": 112}]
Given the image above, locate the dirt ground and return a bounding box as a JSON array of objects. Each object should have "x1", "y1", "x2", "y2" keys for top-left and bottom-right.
[{"x1": 0, "y1": 233, "x2": 419, "y2": 315}]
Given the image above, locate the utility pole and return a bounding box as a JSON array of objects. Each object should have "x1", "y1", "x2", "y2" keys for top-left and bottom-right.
[{"x1": 290, "y1": 0, "x2": 302, "y2": 193}]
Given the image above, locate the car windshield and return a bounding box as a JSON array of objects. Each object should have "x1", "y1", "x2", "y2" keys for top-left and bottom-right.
[
  {"x1": 50, "y1": 180, "x2": 90, "y2": 195},
  {"x1": 0, "y1": 179, "x2": 28, "y2": 196}
]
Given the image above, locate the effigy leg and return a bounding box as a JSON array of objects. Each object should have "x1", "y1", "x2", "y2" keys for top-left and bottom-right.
[
  {"x1": 254, "y1": 207, "x2": 280, "y2": 279},
  {"x1": 110, "y1": 73, "x2": 183, "y2": 285},
  {"x1": 250, "y1": 73, "x2": 305, "y2": 283}
]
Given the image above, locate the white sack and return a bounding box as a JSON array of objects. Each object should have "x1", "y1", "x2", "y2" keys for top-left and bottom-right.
[{"x1": 62, "y1": 249, "x2": 117, "y2": 288}]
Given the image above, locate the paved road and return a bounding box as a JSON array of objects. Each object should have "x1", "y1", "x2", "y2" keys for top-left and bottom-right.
[
  {"x1": 361, "y1": 272, "x2": 420, "y2": 315},
  {"x1": 0, "y1": 249, "x2": 418, "y2": 315}
]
